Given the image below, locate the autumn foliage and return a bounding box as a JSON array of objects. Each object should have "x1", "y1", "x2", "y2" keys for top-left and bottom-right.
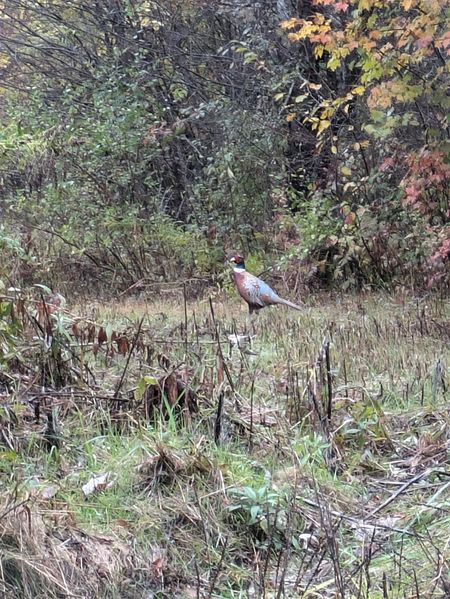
[
  {"x1": 281, "y1": 0, "x2": 449, "y2": 288},
  {"x1": 0, "y1": 0, "x2": 448, "y2": 291}
]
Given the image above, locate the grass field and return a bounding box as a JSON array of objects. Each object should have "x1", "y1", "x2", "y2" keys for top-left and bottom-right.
[{"x1": 1, "y1": 291, "x2": 449, "y2": 598}]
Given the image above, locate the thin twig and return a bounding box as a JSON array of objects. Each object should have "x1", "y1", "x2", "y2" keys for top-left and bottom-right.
[
  {"x1": 297, "y1": 497, "x2": 417, "y2": 537},
  {"x1": 208, "y1": 298, "x2": 235, "y2": 394},
  {"x1": 206, "y1": 537, "x2": 229, "y2": 598},
  {"x1": 325, "y1": 341, "x2": 332, "y2": 420},
  {"x1": 368, "y1": 469, "x2": 434, "y2": 518}
]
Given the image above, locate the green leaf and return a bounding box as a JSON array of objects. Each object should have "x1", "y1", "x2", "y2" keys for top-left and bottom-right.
[
  {"x1": 250, "y1": 505, "x2": 260, "y2": 523},
  {"x1": 341, "y1": 166, "x2": 352, "y2": 177},
  {"x1": 135, "y1": 375, "x2": 158, "y2": 400},
  {"x1": 34, "y1": 283, "x2": 52, "y2": 295},
  {"x1": 243, "y1": 487, "x2": 258, "y2": 501},
  {"x1": 106, "y1": 323, "x2": 114, "y2": 343}
]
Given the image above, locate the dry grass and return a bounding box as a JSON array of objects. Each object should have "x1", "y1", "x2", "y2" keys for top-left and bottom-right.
[
  {"x1": 1, "y1": 290, "x2": 449, "y2": 597},
  {"x1": 0, "y1": 500, "x2": 131, "y2": 598}
]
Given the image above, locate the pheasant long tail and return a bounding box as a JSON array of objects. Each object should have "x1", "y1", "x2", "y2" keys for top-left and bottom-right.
[{"x1": 276, "y1": 297, "x2": 303, "y2": 311}]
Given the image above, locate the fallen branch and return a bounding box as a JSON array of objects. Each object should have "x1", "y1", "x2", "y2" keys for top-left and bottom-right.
[
  {"x1": 368, "y1": 468, "x2": 438, "y2": 518},
  {"x1": 297, "y1": 497, "x2": 417, "y2": 537}
]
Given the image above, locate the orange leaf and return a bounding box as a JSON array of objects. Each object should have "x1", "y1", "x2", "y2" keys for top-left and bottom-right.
[
  {"x1": 152, "y1": 557, "x2": 164, "y2": 575},
  {"x1": 344, "y1": 211, "x2": 357, "y2": 226}
]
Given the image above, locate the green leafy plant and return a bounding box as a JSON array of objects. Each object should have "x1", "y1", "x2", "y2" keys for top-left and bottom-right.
[{"x1": 227, "y1": 483, "x2": 295, "y2": 548}]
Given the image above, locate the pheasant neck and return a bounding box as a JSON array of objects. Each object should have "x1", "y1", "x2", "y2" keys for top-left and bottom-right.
[{"x1": 233, "y1": 262, "x2": 245, "y2": 272}]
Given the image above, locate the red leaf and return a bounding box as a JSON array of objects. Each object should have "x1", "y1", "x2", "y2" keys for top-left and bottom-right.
[
  {"x1": 335, "y1": 1, "x2": 349, "y2": 11},
  {"x1": 116, "y1": 336, "x2": 130, "y2": 356},
  {"x1": 98, "y1": 327, "x2": 107, "y2": 345},
  {"x1": 415, "y1": 35, "x2": 433, "y2": 48},
  {"x1": 72, "y1": 322, "x2": 80, "y2": 339},
  {"x1": 380, "y1": 157, "x2": 395, "y2": 171}
]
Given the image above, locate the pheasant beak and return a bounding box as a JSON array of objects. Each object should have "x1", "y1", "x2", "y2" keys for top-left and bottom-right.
[{"x1": 229, "y1": 256, "x2": 236, "y2": 263}]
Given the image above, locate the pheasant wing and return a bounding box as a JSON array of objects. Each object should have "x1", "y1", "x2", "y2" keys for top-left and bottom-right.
[{"x1": 242, "y1": 273, "x2": 282, "y2": 307}]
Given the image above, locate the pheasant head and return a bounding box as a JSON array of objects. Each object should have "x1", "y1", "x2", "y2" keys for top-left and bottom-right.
[{"x1": 227, "y1": 251, "x2": 245, "y2": 270}]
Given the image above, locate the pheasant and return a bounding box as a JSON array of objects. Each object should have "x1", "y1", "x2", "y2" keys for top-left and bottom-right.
[{"x1": 228, "y1": 252, "x2": 302, "y2": 313}]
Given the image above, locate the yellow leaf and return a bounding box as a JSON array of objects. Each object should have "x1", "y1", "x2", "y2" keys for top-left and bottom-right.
[
  {"x1": 141, "y1": 17, "x2": 163, "y2": 30},
  {"x1": 320, "y1": 106, "x2": 334, "y2": 119},
  {"x1": 341, "y1": 166, "x2": 352, "y2": 176},
  {"x1": 317, "y1": 119, "x2": 331, "y2": 135},
  {"x1": 314, "y1": 45, "x2": 325, "y2": 59},
  {"x1": 274, "y1": 92, "x2": 285, "y2": 101},
  {"x1": 288, "y1": 32, "x2": 302, "y2": 42},
  {"x1": 331, "y1": 145, "x2": 338, "y2": 154},
  {"x1": 281, "y1": 17, "x2": 301, "y2": 29},
  {"x1": 352, "y1": 86, "x2": 366, "y2": 96},
  {"x1": 286, "y1": 113, "x2": 296, "y2": 122},
  {"x1": 309, "y1": 83, "x2": 322, "y2": 91},
  {"x1": 327, "y1": 55, "x2": 341, "y2": 71}
]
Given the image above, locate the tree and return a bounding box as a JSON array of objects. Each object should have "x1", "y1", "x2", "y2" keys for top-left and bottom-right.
[{"x1": 280, "y1": 0, "x2": 449, "y2": 287}]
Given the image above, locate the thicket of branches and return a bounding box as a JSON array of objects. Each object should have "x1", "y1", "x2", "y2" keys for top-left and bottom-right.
[{"x1": 0, "y1": 0, "x2": 448, "y2": 293}]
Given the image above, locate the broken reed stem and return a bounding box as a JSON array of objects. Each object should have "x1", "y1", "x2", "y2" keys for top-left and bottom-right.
[
  {"x1": 193, "y1": 481, "x2": 211, "y2": 563},
  {"x1": 113, "y1": 316, "x2": 145, "y2": 400},
  {"x1": 214, "y1": 389, "x2": 224, "y2": 445},
  {"x1": 343, "y1": 357, "x2": 348, "y2": 399},
  {"x1": 208, "y1": 297, "x2": 235, "y2": 394},
  {"x1": 206, "y1": 537, "x2": 229, "y2": 598},
  {"x1": 307, "y1": 374, "x2": 323, "y2": 424},
  {"x1": 249, "y1": 377, "x2": 255, "y2": 452},
  {"x1": 300, "y1": 333, "x2": 329, "y2": 402},
  {"x1": 181, "y1": 282, "x2": 192, "y2": 429},
  {"x1": 183, "y1": 282, "x2": 188, "y2": 357},
  {"x1": 325, "y1": 341, "x2": 332, "y2": 421}
]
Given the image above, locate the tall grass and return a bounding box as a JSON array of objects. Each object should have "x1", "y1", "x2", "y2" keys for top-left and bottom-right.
[{"x1": 1, "y1": 292, "x2": 449, "y2": 597}]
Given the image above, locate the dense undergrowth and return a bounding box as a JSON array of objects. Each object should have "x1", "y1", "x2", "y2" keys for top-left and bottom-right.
[
  {"x1": 1, "y1": 286, "x2": 449, "y2": 598},
  {"x1": 0, "y1": 0, "x2": 449, "y2": 293}
]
